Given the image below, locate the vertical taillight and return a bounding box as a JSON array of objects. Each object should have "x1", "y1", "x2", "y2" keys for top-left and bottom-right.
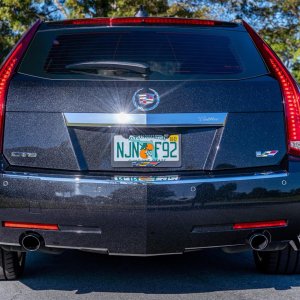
[
  {"x1": 0, "y1": 20, "x2": 41, "y2": 152},
  {"x1": 243, "y1": 21, "x2": 300, "y2": 157}
]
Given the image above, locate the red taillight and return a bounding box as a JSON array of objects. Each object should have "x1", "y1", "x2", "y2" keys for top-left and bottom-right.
[
  {"x1": 0, "y1": 20, "x2": 41, "y2": 152},
  {"x1": 243, "y1": 21, "x2": 300, "y2": 157},
  {"x1": 233, "y1": 220, "x2": 287, "y2": 230},
  {"x1": 55, "y1": 17, "x2": 234, "y2": 27},
  {"x1": 3, "y1": 221, "x2": 59, "y2": 231}
]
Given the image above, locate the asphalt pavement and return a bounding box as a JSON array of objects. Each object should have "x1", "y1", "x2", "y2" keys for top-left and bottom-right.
[{"x1": 0, "y1": 249, "x2": 300, "y2": 300}]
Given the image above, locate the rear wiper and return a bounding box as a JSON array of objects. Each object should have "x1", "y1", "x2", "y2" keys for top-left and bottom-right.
[{"x1": 66, "y1": 61, "x2": 150, "y2": 75}]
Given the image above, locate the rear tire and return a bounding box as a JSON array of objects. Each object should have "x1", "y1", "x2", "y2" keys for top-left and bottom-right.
[
  {"x1": 0, "y1": 249, "x2": 26, "y2": 280},
  {"x1": 254, "y1": 245, "x2": 300, "y2": 274}
]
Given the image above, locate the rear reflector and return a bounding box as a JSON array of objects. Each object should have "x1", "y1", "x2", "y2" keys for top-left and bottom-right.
[
  {"x1": 3, "y1": 221, "x2": 59, "y2": 231},
  {"x1": 54, "y1": 17, "x2": 236, "y2": 27},
  {"x1": 233, "y1": 220, "x2": 287, "y2": 230},
  {"x1": 243, "y1": 21, "x2": 300, "y2": 157},
  {"x1": 0, "y1": 20, "x2": 41, "y2": 152}
]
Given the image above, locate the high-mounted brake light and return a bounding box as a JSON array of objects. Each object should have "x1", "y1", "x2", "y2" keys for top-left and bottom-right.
[
  {"x1": 233, "y1": 220, "x2": 287, "y2": 230},
  {"x1": 63, "y1": 18, "x2": 110, "y2": 26},
  {"x1": 243, "y1": 21, "x2": 300, "y2": 157},
  {"x1": 0, "y1": 20, "x2": 41, "y2": 152},
  {"x1": 3, "y1": 221, "x2": 59, "y2": 231},
  {"x1": 55, "y1": 17, "x2": 235, "y2": 27},
  {"x1": 111, "y1": 17, "x2": 216, "y2": 26}
]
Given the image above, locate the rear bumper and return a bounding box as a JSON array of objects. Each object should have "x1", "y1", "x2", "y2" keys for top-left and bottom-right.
[{"x1": 0, "y1": 169, "x2": 300, "y2": 255}]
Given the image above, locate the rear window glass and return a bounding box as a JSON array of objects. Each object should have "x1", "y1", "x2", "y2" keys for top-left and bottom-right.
[{"x1": 19, "y1": 27, "x2": 267, "y2": 80}]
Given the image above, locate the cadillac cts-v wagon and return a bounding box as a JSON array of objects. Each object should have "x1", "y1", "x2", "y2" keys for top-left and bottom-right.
[{"x1": 0, "y1": 15, "x2": 300, "y2": 279}]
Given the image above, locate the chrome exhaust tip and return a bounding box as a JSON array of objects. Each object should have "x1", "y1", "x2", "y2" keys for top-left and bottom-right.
[
  {"x1": 249, "y1": 232, "x2": 270, "y2": 251},
  {"x1": 20, "y1": 233, "x2": 43, "y2": 252}
]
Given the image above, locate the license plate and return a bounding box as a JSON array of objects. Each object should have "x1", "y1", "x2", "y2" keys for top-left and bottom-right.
[{"x1": 112, "y1": 134, "x2": 181, "y2": 167}]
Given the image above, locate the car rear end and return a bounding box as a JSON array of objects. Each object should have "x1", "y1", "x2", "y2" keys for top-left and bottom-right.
[{"x1": 0, "y1": 17, "x2": 300, "y2": 270}]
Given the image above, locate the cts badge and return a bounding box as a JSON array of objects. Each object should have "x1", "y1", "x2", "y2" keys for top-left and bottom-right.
[
  {"x1": 256, "y1": 150, "x2": 278, "y2": 157},
  {"x1": 132, "y1": 88, "x2": 160, "y2": 111}
]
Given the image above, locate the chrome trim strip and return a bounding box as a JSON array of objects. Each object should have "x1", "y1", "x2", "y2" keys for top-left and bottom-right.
[
  {"x1": 46, "y1": 244, "x2": 109, "y2": 253},
  {"x1": 108, "y1": 252, "x2": 181, "y2": 257},
  {"x1": 184, "y1": 244, "x2": 245, "y2": 252},
  {"x1": 3, "y1": 171, "x2": 288, "y2": 185},
  {"x1": 0, "y1": 243, "x2": 20, "y2": 247},
  {"x1": 64, "y1": 112, "x2": 228, "y2": 127}
]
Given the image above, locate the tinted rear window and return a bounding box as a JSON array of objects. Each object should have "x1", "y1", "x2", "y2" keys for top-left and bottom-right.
[{"x1": 19, "y1": 27, "x2": 267, "y2": 80}]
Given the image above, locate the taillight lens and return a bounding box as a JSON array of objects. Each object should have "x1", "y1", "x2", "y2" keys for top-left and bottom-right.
[
  {"x1": 0, "y1": 20, "x2": 41, "y2": 152},
  {"x1": 3, "y1": 221, "x2": 59, "y2": 231},
  {"x1": 243, "y1": 21, "x2": 300, "y2": 156},
  {"x1": 233, "y1": 220, "x2": 287, "y2": 230}
]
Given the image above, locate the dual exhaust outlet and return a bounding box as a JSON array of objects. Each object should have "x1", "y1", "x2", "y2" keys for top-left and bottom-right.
[{"x1": 18, "y1": 230, "x2": 271, "y2": 252}]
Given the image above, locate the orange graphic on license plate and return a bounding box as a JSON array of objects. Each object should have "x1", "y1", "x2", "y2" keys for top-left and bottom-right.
[{"x1": 140, "y1": 143, "x2": 154, "y2": 159}]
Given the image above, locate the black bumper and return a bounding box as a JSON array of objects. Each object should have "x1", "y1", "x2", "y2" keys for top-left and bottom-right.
[{"x1": 0, "y1": 168, "x2": 300, "y2": 255}]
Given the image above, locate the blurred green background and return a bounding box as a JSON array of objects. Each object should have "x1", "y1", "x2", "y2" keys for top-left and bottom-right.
[{"x1": 0, "y1": 0, "x2": 299, "y2": 81}]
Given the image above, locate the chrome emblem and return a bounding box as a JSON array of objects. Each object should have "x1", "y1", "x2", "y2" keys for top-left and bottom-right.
[
  {"x1": 256, "y1": 150, "x2": 278, "y2": 157},
  {"x1": 11, "y1": 152, "x2": 37, "y2": 158},
  {"x1": 132, "y1": 88, "x2": 160, "y2": 111}
]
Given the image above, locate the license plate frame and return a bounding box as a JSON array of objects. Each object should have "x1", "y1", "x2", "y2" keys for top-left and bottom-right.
[{"x1": 112, "y1": 134, "x2": 181, "y2": 168}]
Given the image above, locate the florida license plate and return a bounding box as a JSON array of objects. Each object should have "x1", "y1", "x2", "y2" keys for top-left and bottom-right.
[{"x1": 112, "y1": 134, "x2": 181, "y2": 167}]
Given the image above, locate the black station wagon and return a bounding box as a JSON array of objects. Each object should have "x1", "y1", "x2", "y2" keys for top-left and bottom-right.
[{"x1": 0, "y1": 13, "x2": 300, "y2": 279}]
